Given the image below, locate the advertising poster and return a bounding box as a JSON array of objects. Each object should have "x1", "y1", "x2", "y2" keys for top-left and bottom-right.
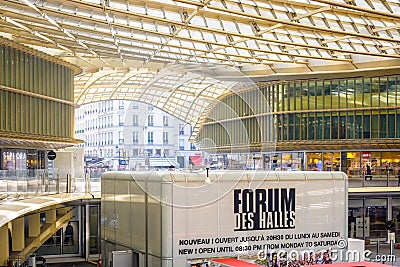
[{"x1": 172, "y1": 174, "x2": 347, "y2": 266}]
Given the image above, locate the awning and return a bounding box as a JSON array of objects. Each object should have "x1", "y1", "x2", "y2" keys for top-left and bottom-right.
[{"x1": 189, "y1": 155, "x2": 202, "y2": 166}]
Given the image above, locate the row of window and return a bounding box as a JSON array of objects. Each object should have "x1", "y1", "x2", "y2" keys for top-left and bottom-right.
[
  {"x1": 206, "y1": 75, "x2": 400, "y2": 124},
  {"x1": 200, "y1": 110, "x2": 400, "y2": 145},
  {"x1": 85, "y1": 148, "x2": 171, "y2": 158},
  {"x1": 86, "y1": 132, "x2": 114, "y2": 147},
  {"x1": 76, "y1": 101, "x2": 125, "y2": 119},
  {"x1": 198, "y1": 74, "x2": 400, "y2": 147},
  {"x1": 86, "y1": 131, "x2": 171, "y2": 146},
  {"x1": 82, "y1": 114, "x2": 173, "y2": 131},
  {"x1": 278, "y1": 111, "x2": 400, "y2": 141},
  {"x1": 0, "y1": 44, "x2": 74, "y2": 101},
  {"x1": 78, "y1": 102, "x2": 156, "y2": 119}
]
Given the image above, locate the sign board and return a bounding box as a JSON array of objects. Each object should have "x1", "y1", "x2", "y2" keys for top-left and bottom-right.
[
  {"x1": 47, "y1": 151, "x2": 56, "y2": 160},
  {"x1": 355, "y1": 217, "x2": 370, "y2": 237},
  {"x1": 101, "y1": 171, "x2": 347, "y2": 267},
  {"x1": 119, "y1": 159, "x2": 128, "y2": 165},
  {"x1": 362, "y1": 152, "x2": 371, "y2": 159},
  {"x1": 171, "y1": 173, "x2": 347, "y2": 265}
]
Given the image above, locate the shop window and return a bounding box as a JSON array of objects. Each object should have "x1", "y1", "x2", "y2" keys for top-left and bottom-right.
[
  {"x1": 348, "y1": 199, "x2": 364, "y2": 239},
  {"x1": 271, "y1": 153, "x2": 281, "y2": 171},
  {"x1": 3, "y1": 150, "x2": 15, "y2": 171},
  {"x1": 381, "y1": 151, "x2": 399, "y2": 178},
  {"x1": 346, "y1": 152, "x2": 361, "y2": 177},
  {"x1": 323, "y1": 152, "x2": 340, "y2": 171},
  {"x1": 365, "y1": 198, "x2": 387, "y2": 240},
  {"x1": 281, "y1": 153, "x2": 292, "y2": 171},
  {"x1": 306, "y1": 152, "x2": 322, "y2": 171}
]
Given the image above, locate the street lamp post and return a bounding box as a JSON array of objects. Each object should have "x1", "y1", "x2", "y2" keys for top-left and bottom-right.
[{"x1": 116, "y1": 145, "x2": 121, "y2": 170}]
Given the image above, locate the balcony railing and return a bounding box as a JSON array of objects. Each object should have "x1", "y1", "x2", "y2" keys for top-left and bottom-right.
[{"x1": 0, "y1": 169, "x2": 101, "y2": 201}]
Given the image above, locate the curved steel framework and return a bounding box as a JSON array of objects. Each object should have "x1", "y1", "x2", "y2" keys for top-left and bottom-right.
[{"x1": 2, "y1": 0, "x2": 400, "y2": 133}]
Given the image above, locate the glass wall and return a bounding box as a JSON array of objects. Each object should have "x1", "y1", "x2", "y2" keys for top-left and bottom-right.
[
  {"x1": 348, "y1": 198, "x2": 388, "y2": 240},
  {"x1": 198, "y1": 74, "x2": 400, "y2": 148},
  {"x1": 366, "y1": 199, "x2": 388, "y2": 240},
  {"x1": 343, "y1": 151, "x2": 400, "y2": 186},
  {"x1": 305, "y1": 152, "x2": 341, "y2": 171},
  {"x1": 89, "y1": 205, "x2": 100, "y2": 254},
  {"x1": 265, "y1": 152, "x2": 304, "y2": 171},
  {"x1": 348, "y1": 199, "x2": 364, "y2": 239},
  {"x1": 36, "y1": 207, "x2": 80, "y2": 256},
  {"x1": 392, "y1": 198, "x2": 400, "y2": 243}
]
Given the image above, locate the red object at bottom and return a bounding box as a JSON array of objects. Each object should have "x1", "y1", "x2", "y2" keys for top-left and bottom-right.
[{"x1": 212, "y1": 258, "x2": 262, "y2": 266}]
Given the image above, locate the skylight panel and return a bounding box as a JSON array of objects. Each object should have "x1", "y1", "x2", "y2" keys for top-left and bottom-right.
[
  {"x1": 129, "y1": 4, "x2": 146, "y2": 15},
  {"x1": 207, "y1": 18, "x2": 223, "y2": 30},
  {"x1": 114, "y1": 17, "x2": 128, "y2": 25},
  {"x1": 178, "y1": 29, "x2": 190, "y2": 38},
  {"x1": 221, "y1": 20, "x2": 238, "y2": 32},
  {"x1": 342, "y1": 23, "x2": 357, "y2": 32},
  {"x1": 243, "y1": 5, "x2": 260, "y2": 16},
  {"x1": 237, "y1": 23, "x2": 254, "y2": 35},
  {"x1": 202, "y1": 32, "x2": 216, "y2": 42},
  {"x1": 76, "y1": 9, "x2": 93, "y2": 18},
  {"x1": 128, "y1": 20, "x2": 142, "y2": 28},
  {"x1": 190, "y1": 16, "x2": 206, "y2": 27},
  {"x1": 164, "y1": 10, "x2": 181, "y2": 21},
  {"x1": 215, "y1": 34, "x2": 228, "y2": 44}
]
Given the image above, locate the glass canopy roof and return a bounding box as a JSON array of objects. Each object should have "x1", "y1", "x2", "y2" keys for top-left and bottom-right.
[{"x1": 2, "y1": 0, "x2": 400, "y2": 133}]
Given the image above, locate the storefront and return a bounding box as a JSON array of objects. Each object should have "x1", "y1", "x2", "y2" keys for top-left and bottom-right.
[
  {"x1": 261, "y1": 150, "x2": 400, "y2": 179},
  {"x1": 344, "y1": 151, "x2": 400, "y2": 178},
  {"x1": 1, "y1": 148, "x2": 47, "y2": 172},
  {"x1": 265, "y1": 152, "x2": 304, "y2": 171},
  {"x1": 348, "y1": 195, "x2": 400, "y2": 243}
]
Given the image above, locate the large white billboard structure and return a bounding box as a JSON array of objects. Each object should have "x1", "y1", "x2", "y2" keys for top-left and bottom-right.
[{"x1": 101, "y1": 171, "x2": 347, "y2": 267}]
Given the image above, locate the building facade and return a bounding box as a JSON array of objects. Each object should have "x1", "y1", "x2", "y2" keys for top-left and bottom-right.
[
  {"x1": 75, "y1": 100, "x2": 199, "y2": 173},
  {"x1": 0, "y1": 37, "x2": 80, "y2": 175},
  {"x1": 196, "y1": 67, "x2": 400, "y2": 242}
]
